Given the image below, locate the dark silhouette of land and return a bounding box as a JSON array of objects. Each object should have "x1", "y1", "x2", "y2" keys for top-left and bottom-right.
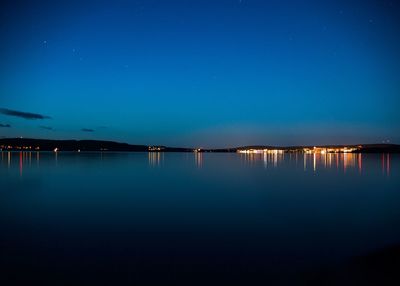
[{"x1": 0, "y1": 138, "x2": 399, "y2": 153}]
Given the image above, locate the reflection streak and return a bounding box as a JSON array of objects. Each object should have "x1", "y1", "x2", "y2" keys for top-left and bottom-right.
[
  {"x1": 313, "y1": 153, "x2": 316, "y2": 172},
  {"x1": 195, "y1": 152, "x2": 203, "y2": 168},
  {"x1": 149, "y1": 152, "x2": 162, "y2": 167},
  {"x1": 387, "y1": 154, "x2": 390, "y2": 176},
  {"x1": 19, "y1": 152, "x2": 23, "y2": 177}
]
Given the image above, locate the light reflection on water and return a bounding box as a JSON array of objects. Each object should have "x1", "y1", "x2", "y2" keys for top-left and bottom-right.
[
  {"x1": 0, "y1": 151, "x2": 394, "y2": 177},
  {"x1": 148, "y1": 152, "x2": 163, "y2": 167},
  {"x1": 194, "y1": 152, "x2": 203, "y2": 168},
  {"x1": 238, "y1": 152, "x2": 392, "y2": 176}
]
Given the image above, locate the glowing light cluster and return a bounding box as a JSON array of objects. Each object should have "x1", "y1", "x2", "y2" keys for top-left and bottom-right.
[
  {"x1": 148, "y1": 146, "x2": 164, "y2": 151},
  {"x1": 237, "y1": 149, "x2": 284, "y2": 154},
  {"x1": 303, "y1": 147, "x2": 359, "y2": 154}
]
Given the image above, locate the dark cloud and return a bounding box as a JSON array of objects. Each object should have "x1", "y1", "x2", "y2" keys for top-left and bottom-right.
[
  {"x1": 0, "y1": 108, "x2": 51, "y2": 120},
  {"x1": 81, "y1": 128, "x2": 94, "y2": 132},
  {"x1": 40, "y1": 126, "x2": 53, "y2": 130},
  {"x1": 0, "y1": 123, "x2": 11, "y2": 128}
]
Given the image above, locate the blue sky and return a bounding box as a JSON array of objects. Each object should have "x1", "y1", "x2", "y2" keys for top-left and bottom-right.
[{"x1": 1, "y1": 0, "x2": 399, "y2": 147}]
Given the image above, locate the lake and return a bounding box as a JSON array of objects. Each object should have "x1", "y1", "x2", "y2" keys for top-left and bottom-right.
[{"x1": 0, "y1": 152, "x2": 399, "y2": 285}]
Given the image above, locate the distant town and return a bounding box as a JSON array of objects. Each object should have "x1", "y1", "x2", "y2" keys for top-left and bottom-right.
[{"x1": 0, "y1": 138, "x2": 399, "y2": 153}]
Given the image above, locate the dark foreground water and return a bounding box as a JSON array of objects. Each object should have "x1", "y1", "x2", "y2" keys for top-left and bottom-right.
[{"x1": 0, "y1": 152, "x2": 399, "y2": 285}]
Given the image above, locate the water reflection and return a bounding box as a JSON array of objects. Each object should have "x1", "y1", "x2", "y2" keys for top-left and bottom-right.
[
  {"x1": 313, "y1": 153, "x2": 316, "y2": 172},
  {"x1": 242, "y1": 152, "x2": 283, "y2": 168},
  {"x1": 19, "y1": 152, "x2": 23, "y2": 177},
  {"x1": 195, "y1": 152, "x2": 203, "y2": 168},
  {"x1": 241, "y1": 152, "x2": 284, "y2": 169},
  {"x1": 382, "y1": 154, "x2": 391, "y2": 176},
  {"x1": 239, "y1": 152, "x2": 393, "y2": 175},
  {"x1": 0, "y1": 151, "x2": 398, "y2": 285},
  {"x1": 0, "y1": 151, "x2": 395, "y2": 177},
  {"x1": 2, "y1": 151, "x2": 47, "y2": 176},
  {"x1": 148, "y1": 152, "x2": 163, "y2": 167}
]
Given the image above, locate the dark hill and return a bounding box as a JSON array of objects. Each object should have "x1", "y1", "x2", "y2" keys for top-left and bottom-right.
[{"x1": 0, "y1": 138, "x2": 147, "y2": 151}]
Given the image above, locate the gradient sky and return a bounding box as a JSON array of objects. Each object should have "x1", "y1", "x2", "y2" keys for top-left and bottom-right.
[{"x1": 1, "y1": 0, "x2": 399, "y2": 147}]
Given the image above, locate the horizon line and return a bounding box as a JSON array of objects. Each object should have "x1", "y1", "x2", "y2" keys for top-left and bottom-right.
[{"x1": 0, "y1": 136, "x2": 398, "y2": 150}]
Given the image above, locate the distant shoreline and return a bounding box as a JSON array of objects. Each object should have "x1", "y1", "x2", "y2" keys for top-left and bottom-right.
[{"x1": 1, "y1": 138, "x2": 399, "y2": 153}]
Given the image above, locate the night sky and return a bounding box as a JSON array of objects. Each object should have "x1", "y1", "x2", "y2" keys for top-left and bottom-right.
[{"x1": 1, "y1": 0, "x2": 399, "y2": 147}]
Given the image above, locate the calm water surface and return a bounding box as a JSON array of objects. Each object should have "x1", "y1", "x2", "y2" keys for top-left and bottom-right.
[{"x1": 0, "y1": 152, "x2": 399, "y2": 285}]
